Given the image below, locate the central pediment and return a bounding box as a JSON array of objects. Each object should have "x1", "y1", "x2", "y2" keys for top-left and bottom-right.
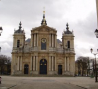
[{"x1": 31, "y1": 25, "x2": 57, "y2": 32}]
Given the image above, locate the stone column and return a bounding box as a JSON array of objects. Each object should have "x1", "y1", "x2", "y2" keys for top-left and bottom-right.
[
  {"x1": 55, "y1": 35, "x2": 57, "y2": 47},
  {"x1": 36, "y1": 56, "x2": 38, "y2": 71},
  {"x1": 49, "y1": 34, "x2": 51, "y2": 47},
  {"x1": 49, "y1": 56, "x2": 51, "y2": 71},
  {"x1": 17, "y1": 56, "x2": 19, "y2": 70},
  {"x1": 33, "y1": 34, "x2": 34, "y2": 47},
  {"x1": 67, "y1": 57, "x2": 69, "y2": 71},
  {"x1": 34, "y1": 34, "x2": 36, "y2": 47},
  {"x1": 53, "y1": 34, "x2": 54, "y2": 47},
  {"x1": 31, "y1": 56, "x2": 32, "y2": 71},
  {"x1": 33, "y1": 56, "x2": 35, "y2": 71},
  {"x1": 20, "y1": 56, "x2": 22, "y2": 71},
  {"x1": 31, "y1": 35, "x2": 32, "y2": 47},
  {"x1": 53, "y1": 56, "x2": 55, "y2": 71},
  {"x1": 52, "y1": 56, "x2": 54, "y2": 71},
  {"x1": 36, "y1": 33, "x2": 37, "y2": 47},
  {"x1": 55, "y1": 56, "x2": 56, "y2": 71},
  {"x1": 37, "y1": 33, "x2": 38, "y2": 47},
  {"x1": 52, "y1": 34, "x2": 54, "y2": 47},
  {"x1": 12, "y1": 55, "x2": 14, "y2": 74},
  {"x1": 65, "y1": 57, "x2": 67, "y2": 71}
]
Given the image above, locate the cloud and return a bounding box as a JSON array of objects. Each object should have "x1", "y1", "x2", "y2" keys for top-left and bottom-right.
[
  {"x1": 74, "y1": 12, "x2": 98, "y2": 59},
  {"x1": 0, "y1": 41, "x2": 12, "y2": 57},
  {"x1": 0, "y1": 0, "x2": 97, "y2": 60}
]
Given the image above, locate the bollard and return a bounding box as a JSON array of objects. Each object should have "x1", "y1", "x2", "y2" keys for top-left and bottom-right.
[{"x1": 0, "y1": 77, "x2": 1, "y2": 84}]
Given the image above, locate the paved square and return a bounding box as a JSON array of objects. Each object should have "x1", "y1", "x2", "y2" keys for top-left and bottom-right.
[{"x1": 0, "y1": 76, "x2": 98, "y2": 89}]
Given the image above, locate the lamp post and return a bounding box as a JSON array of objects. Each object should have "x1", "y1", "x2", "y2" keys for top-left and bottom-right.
[
  {"x1": 95, "y1": 29, "x2": 98, "y2": 38},
  {"x1": 0, "y1": 47, "x2": 1, "y2": 52},
  {"x1": 0, "y1": 27, "x2": 3, "y2": 52},
  {"x1": 0, "y1": 27, "x2": 3, "y2": 36},
  {"x1": 90, "y1": 48, "x2": 98, "y2": 82}
]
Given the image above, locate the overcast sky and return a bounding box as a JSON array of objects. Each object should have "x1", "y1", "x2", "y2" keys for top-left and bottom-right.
[{"x1": 0, "y1": 0, "x2": 97, "y2": 60}]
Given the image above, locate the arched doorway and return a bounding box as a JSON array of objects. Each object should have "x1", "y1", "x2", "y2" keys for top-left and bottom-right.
[
  {"x1": 40, "y1": 59, "x2": 47, "y2": 74},
  {"x1": 58, "y1": 65, "x2": 62, "y2": 75},
  {"x1": 24, "y1": 64, "x2": 29, "y2": 74}
]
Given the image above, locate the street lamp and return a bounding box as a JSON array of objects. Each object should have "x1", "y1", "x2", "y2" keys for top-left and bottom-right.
[
  {"x1": 90, "y1": 48, "x2": 98, "y2": 82},
  {"x1": 0, "y1": 47, "x2": 1, "y2": 52},
  {"x1": 95, "y1": 29, "x2": 98, "y2": 38},
  {"x1": 0, "y1": 27, "x2": 3, "y2": 36},
  {"x1": 0, "y1": 27, "x2": 3, "y2": 52}
]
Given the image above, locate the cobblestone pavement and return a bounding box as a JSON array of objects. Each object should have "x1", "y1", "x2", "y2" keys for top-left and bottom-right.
[{"x1": 0, "y1": 76, "x2": 98, "y2": 89}]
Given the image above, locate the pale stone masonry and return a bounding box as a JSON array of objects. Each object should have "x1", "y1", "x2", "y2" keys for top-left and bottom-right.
[{"x1": 11, "y1": 11, "x2": 75, "y2": 76}]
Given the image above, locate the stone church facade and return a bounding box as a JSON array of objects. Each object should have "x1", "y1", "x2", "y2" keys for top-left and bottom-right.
[{"x1": 11, "y1": 11, "x2": 75, "y2": 76}]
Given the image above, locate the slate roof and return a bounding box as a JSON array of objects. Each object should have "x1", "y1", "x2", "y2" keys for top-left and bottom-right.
[
  {"x1": 14, "y1": 21, "x2": 24, "y2": 34},
  {"x1": 26, "y1": 38, "x2": 31, "y2": 43},
  {"x1": 25, "y1": 38, "x2": 61, "y2": 44},
  {"x1": 64, "y1": 30, "x2": 72, "y2": 34},
  {"x1": 64, "y1": 23, "x2": 72, "y2": 34},
  {"x1": 15, "y1": 30, "x2": 24, "y2": 33},
  {"x1": 57, "y1": 39, "x2": 62, "y2": 43}
]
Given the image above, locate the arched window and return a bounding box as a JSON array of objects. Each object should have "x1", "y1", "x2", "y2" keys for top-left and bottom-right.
[
  {"x1": 41, "y1": 38, "x2": 46, "y2": 50},
  {"x1": 17, "y1": 40, "x2": 20, "y2": 48},
  {"x1": 67, "y1": 41, "x2": 70, "y2": 48}
]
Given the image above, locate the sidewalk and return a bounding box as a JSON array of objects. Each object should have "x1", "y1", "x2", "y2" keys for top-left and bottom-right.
[
  {"x1": 0, "y1": 83, "x2": 16, "y2": 89},
  {"x1": 62, "y1": 77, "x2": 98, "y2": 89}
]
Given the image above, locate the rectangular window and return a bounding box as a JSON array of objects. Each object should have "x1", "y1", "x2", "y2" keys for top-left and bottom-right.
[
  {"x1": 17, "y1": 40, "x2": 20, "y2": 48},
  {"x1": 67, "y1": 41, "x2": 70, "y2": 48}
]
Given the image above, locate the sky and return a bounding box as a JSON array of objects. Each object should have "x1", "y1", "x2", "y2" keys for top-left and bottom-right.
[{"x1": 0, "y1": 0, "x2": 97, "y2": 60}]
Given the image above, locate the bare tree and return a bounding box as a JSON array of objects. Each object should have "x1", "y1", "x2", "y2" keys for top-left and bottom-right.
[
  {"x1": 76, "y1": 56, "x2": 91, "y2": 76},
  {"x1": 0, "y1": 55, "x2": 11, "y2": 75}
]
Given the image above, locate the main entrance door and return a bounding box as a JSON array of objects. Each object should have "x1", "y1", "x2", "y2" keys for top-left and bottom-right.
[
  {"x1": 58, "y1": 65, "x2": 62, "y2": 75},
  {"x1": 40, "y1": 59, "x2": 47, "y2": 74},
  {"x1": 24, "y1": 64, "x2": 29, "y2": 74}
]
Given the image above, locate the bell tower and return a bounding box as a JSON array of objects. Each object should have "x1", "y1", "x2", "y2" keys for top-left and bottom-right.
[
  {"x1": 13, "y1": 21, "x2": 25, "y2": 51},
  {"x1": 62, "y1": 23, "x2": 74, "y2": 50},
  {"x1": 62, "y1": 23, "x2": 75, "y2": 76}
]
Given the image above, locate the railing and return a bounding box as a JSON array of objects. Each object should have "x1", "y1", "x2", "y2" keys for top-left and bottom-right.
[
  {"x1": 12, "y1": 47, "x2": 31, "y2": 53},
  {"x1": 56, "y1": 48, "x2": 63, "y2": 53},
  {"x1": 12, "y1": 47, "x2": 75, "y2": 53},
  {"x1": 56, "y1": 48, "x2": 74, "y2": 53},
  {"x1": 63, "y1": 48, "x2": 75, "y2": 53}
]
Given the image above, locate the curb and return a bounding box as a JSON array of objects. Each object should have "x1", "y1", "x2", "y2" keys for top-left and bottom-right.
[
  {"x1": 76, "y1": 85, "x2": 88, "y2": 89},
  {"x1": 7, "y1": 85, "x2": 17, "y2": 89}
]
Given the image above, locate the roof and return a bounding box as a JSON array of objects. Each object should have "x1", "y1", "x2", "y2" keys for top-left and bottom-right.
[
  {"x1": 15, "y1": 30, "x2": 24, "y2": 33},
  {"x1": 64, "y1": 30, "x2": 72, "y2": 34},
  {"x1": 64, "y1": 23, "x2": 72, "y2": 34},
  {"x1": 57, "y1": 39, "x2": 62, "y2": 43},
  {"x1": 25, "y1": 38, "x2": 62, "y2": 44},
  {"x1": 32, "y1": 25, "x2": 57, "y2": 32},
  {"x1": 14, "y1": 21, "x2": 24, "y2": 34},
  {"x1": 26, "y1": 38, "x2": 31, "y2": 43}
]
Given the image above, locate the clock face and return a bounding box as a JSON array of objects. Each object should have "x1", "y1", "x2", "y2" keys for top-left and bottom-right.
[{"x1": 41, "y1": 38, "x2": 46, "y2": 43}]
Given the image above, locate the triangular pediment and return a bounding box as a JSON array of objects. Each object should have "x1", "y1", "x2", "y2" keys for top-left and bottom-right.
[{"x1": 31, "y1": 25, "x2": 57, "y2": 32}]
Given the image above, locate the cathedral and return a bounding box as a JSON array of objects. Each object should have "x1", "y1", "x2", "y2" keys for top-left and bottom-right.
[{"x1": 11, "y1": 11, "x2": 75, "y2": 76}]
